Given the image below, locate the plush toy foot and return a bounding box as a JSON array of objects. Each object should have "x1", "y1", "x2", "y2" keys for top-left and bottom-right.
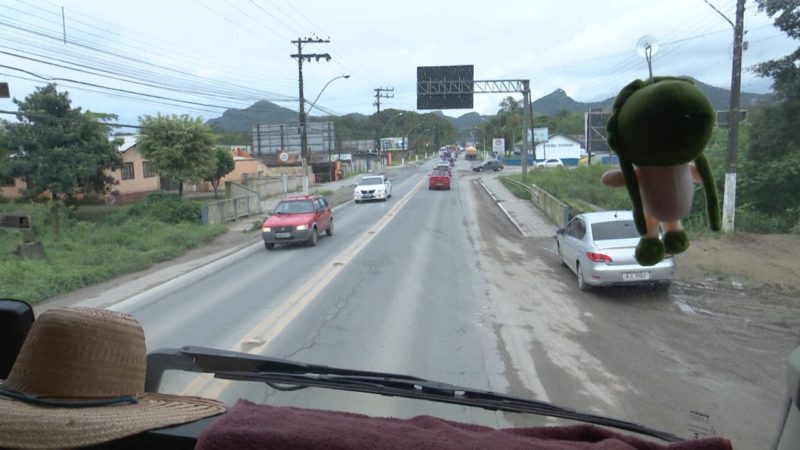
[
  {"x1": 663, "y1": 230, "x2": 690, "y2": 254},
  {"x1": 635, "y1": 237, "x2": 664, "y2": 266}
]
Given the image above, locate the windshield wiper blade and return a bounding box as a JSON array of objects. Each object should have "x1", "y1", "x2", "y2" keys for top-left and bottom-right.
[
  {"x1": 145, "y1": 347, "x2": 682, "y2": 443},
  {"x1": 215, "y1": 371, "x2": 682, "y2": 443}
]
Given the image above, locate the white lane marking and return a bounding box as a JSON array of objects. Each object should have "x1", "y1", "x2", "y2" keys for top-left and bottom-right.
[{"x1": 179, "y1": 176, "x2": 426, "y2": 397}]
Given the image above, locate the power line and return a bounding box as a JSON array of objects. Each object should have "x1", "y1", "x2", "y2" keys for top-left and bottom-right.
[
  {"x1": 12, "y1": 0, "x2": 298, "y2": 89},
  {"x1": 0, "y1": 49, "x2": 267, "y2": 103},
  {"x1": 0, "y1": 18, "x2": 295, "y2": 101},
  {"x1": 0, "y1": 109, "x2": 140, "y2": 129},
  {"x1": 195, "y1": 0, "x2": 289, "y2": 50},
  {"x1": 0, "y1": 64, "x2": 246, "y2": 110}
]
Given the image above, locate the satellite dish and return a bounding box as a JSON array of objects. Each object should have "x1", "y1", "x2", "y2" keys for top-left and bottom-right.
[
  {"x1": 635, "y1": 35, "x2": 659, "y2": 79},
  {"x1": 636, "y1": 35, "x2": 659, "y2": 58}
]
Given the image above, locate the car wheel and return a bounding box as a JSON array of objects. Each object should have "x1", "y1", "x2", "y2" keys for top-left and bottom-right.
[
  {"x1": 355, "y1": 200, "x2": 360, "y2": 204},
  {"x1": 479, "y1": 167, "x2": 484, "y2": 172},
  {"x1": 308, "y1": 227, "x2": 318, "y2": 247},
  {"x1": 557, "y1": 243, "x2": 567, "y2": 267},
  {"x1": 326, "y1": 220, "x2": 333, "y2": 237},
  {"x1": 577, "y1": 263, "x2": 591, "y2": 291},
  {"x1": 265, "y1": 242, "x2": 275, "y2": 250},
  {"x1": 655, "y1": 280, "x2": 671, "y2": 291}
]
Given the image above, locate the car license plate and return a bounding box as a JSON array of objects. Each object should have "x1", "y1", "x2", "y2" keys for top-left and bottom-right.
[
  {"x1": 363, "y1": 194, "x2": 373, "y2": 198},
  {"x1": 622, "y1": 272, "x2": 650, "y2": 281},
  {"x1": 275, "y1": 232, "x2": 291, "y2": 239}
]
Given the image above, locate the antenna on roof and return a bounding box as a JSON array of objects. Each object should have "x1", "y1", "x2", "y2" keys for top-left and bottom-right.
[{"x1": 636, "y1": 35, "x2": 659, "y2": 82}]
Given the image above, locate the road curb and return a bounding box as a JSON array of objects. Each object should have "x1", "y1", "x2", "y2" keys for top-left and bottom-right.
[{"x1": 477, "y1": 178, "x2": 528, "y2": 238}]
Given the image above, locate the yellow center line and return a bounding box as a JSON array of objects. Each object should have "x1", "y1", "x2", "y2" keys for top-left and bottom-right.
[{"x1": 178, "y1": 176, "x2": 426, "y2": 398}]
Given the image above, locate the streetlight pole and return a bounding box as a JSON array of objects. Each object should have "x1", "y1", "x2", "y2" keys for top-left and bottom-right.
[
  {"x1": 305, "y1": 74, "x2": 349, "y2": 183},
  {"x1": 306, "y1": 74, "x2": 350, "y2": 116}
]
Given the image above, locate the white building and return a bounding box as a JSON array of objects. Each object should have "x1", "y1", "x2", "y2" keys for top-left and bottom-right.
[{"x1": 534, "y1": 134, "x2": 585, "y2": 166}]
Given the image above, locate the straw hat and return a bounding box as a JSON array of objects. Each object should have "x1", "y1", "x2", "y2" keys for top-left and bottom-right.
[{"x1": 0, "y1": 307, "x2": 226, "y2": 449}]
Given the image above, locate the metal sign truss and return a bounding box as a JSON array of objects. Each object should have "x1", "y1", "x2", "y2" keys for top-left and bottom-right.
[{"x1": 417, "y1": 79, "x2": 528, "y2": 95}]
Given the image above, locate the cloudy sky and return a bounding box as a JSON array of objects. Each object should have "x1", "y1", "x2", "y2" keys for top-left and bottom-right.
[{"x1": 0, "y1": 0, "x2": 794, "y2": 127}]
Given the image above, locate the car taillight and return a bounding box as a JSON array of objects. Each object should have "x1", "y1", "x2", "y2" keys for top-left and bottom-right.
[{"x1": 586, "y1": 252, "x2": 612, "y2": 262}]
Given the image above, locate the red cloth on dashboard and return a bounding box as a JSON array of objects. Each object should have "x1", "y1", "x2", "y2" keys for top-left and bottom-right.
[{"x1": 195, "y1": 400, "x2": 732, "y2": 450}]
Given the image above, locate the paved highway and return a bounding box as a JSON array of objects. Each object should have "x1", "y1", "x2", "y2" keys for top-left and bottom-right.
[{"x1": 114, "y1": 157, "x2": 788, "y2": 448}]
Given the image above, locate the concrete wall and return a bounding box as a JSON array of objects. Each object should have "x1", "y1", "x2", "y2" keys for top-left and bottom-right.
[
  {"x1": 529, "y1": 184, "x2": 571, "y2": 227},
  {"x1": 202, "y1": 183, "x2": 261, "y2": 225},
  {"x1": 201, "y1": 194, "x2": 261, "y2": 225},
  {"x1": 244, "y1": 175, "x2": 303, "y2": 199}
]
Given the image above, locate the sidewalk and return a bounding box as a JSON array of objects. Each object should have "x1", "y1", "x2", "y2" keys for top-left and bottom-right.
[{"x1": 478, "y1": 174, "x2": 558, "y2": 238}]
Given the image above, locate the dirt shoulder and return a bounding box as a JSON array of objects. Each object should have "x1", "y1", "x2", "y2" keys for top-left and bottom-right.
[{"x1": 675, "y1": 232, "x2": 800, "y2": 292}]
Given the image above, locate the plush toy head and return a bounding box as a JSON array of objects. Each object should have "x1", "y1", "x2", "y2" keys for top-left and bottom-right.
[
  {"x1": 604, "y1": 76, "x2": 721, "y2": 266},
  {"x1": 609, "y1": 77, "x2": 715, "y2": 166}
]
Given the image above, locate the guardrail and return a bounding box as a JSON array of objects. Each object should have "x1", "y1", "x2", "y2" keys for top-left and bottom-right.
[{"x1": 502, "y1": 177, "x2": 570, "y2": 227}]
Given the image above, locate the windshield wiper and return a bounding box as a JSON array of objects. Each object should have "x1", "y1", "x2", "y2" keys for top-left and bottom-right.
[{"x1": 146, "y1": 346, "x2": 682, "y2": 443}]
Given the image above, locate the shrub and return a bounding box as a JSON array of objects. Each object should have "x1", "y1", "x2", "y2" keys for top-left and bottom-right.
[{"x1": 125, "y1": 191, "x2": 201, "y2": 224}]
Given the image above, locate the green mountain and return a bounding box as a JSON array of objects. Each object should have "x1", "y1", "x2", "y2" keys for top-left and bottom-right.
[
  {"x1": 531, "y1": 79, "x2": 772, "y2": 116},
  {"x1": 207, "y1": 79, "x2": 772, "y2": 132},
  {"x1": 206, "y1": 100, "x2": 298, "y2": 133}
]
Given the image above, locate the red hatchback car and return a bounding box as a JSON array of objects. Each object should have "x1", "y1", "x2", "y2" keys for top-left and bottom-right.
[{"x1": 261, "y1": 195, "x2": 333, "y2": 250}]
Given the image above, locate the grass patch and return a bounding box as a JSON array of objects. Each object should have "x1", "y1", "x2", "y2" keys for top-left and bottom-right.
[
  {"x1": 498, "y1": 177, "x2": 531, "y2": 200},
  {"x1": 507, "y1": 164, "x2": 721, "y2": 234},
  {"x1": 0, "y1": 197, "x2": 225, "y2": 303}
]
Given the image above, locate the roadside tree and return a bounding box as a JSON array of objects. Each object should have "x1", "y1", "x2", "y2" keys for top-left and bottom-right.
[
  {"x1": 138, "y1": 114, "x2": 216, "y2": 198},
  {"x1": 0, "y1": 83, "x2": 122, "y2": 201},
  {"x1": 0, "y1": 84, "x2": 122, "y2": 239},
  {"x1": 739, "y1": 0, "x2": 800, "y2": 229},
  {"x1": 205, "y1": 148, "x2": 235, "y2": 198}
]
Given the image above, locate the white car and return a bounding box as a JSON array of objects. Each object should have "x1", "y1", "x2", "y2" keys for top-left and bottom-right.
[
  {"x1": 354, "y1": 175, "x2": 392, "y2": 203},
  {"x1": 555, "y1": 211, "x2": 675, "y2": 291},
  {"x1": 536, "y1": 158, "x2": 564, "y2": 168}
]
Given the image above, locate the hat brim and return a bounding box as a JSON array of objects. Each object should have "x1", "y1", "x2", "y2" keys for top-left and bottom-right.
[{"x1": 0, "y1": 393, "x2": 226, "y2": 449}]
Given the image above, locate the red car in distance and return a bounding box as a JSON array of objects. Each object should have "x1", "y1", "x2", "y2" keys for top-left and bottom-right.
[
  {"x1": 261, "y1": 195, "x2": 333, "y2": 250},
  {"x1": 429, "y1": 169, "x2": 451, "y2": 190}
]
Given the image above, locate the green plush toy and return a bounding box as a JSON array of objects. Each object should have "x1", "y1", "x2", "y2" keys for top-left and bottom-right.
[{"x1": 602, "y1": 76, "x2": 721, "y2": 266}]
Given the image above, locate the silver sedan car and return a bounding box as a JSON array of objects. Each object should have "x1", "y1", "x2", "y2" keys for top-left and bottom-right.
[{"x1": 555, "y1": 211, "x2": 675, "y2": 291}]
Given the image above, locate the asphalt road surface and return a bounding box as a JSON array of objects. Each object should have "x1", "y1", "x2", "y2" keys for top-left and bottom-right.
[{"x1": 116, "y1": 157, "x2": 789, "y2": 449}]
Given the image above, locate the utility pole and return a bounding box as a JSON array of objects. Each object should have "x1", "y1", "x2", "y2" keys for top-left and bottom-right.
[
  {"x1": 723, "y1": 0, "x2": 745, "y2": 232},
  {"x1": 291, "y1": 37, "x2": 330, "y2": 192},
  {"x1": 374, "y1": 87, "x2": 394, "y2": 114},
  {"x1": 703, "y1": 0, "x2": 744, "y2": 232},
  {"x1": 521, "y1": 81, "x2": 531, "y2": 181},
  {"x1": 373, "y1": 87, "x2": 394, "y2": 171}
]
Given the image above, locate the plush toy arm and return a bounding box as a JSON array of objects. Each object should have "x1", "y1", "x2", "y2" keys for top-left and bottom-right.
[
  {"x1": 600, "y1": 169, "x2": 625, "y2": 187},
  {"x1": 694, "y1": 154, "x2": 721, "y2": 231},
  {"x1": 619, "y1": 157, "x2": 647, "y2": 235}
]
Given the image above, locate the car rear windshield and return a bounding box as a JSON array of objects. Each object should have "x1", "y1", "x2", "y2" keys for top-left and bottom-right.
[
  {"x1": 591, "y1": 220, "x2": 639, "y2": 240},
  {"x1": 274, "y1": 200, "x2": 314, "y2": 214},
  {"x1": 359, "y1": 177, "x2": 383, "y2": 185}
]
